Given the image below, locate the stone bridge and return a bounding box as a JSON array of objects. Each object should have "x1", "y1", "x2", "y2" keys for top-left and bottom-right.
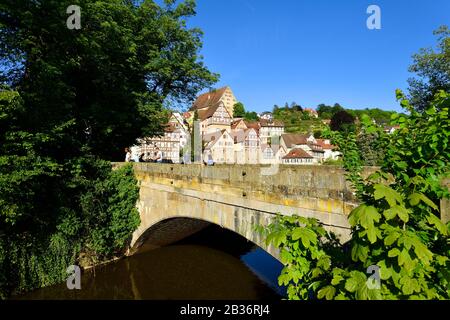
[{"x1": 115, "y1": 163, "x2": 373, "y2": 260}]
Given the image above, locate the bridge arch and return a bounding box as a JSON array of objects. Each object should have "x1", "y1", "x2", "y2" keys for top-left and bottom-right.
[
  {"x1": 129, "y1": 190, "x2": 279, "y2": 259},
  {"x1": 129, "y1": 216, "x2": 277, "y2": 261},
  {"x1": 120, "y1": 163, "x2": 369, "y2": 260}
]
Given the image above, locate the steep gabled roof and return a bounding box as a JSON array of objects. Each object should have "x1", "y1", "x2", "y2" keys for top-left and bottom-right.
[
  {"x1": 196, "y1": 101, "x2": 231, "y2": 121},
  {"x1": 281, "y1": 133, "x2": 310, "y2": 148},
  {"x1": 230, "y1": 128, "x2": 257, "y2": 143},
  {"x1": 191, "y1": 86, "x2": 229, "y2": 111},
  {"x1": 203, "y1": 129, "x2": 232, "y2": 149},
  {"x1": 282, "y1": 148, "x2": 314, "y2": 159},
  {"x1": 231, "y1": 118, "x2": 247, "y2": 130},
  {"x1": 244, "y1": 120, "x2": 261, "y2": 133}
]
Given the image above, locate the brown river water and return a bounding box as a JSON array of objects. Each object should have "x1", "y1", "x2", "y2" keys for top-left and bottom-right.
[{"x1": 16, "y1": 225, "x2": 286, "y2": 300}]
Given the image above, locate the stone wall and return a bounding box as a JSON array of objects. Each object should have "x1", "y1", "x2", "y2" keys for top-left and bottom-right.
[{"x1": 112, "y1": 163, "x2": 379, "y2": 260}]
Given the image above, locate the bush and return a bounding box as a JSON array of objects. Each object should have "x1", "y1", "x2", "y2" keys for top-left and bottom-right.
[
  {"x1": 0, "y1": 160, "x2": 140, "y2": 298},
  {"x1": 260, "y1": 91, "x2": 450, "y2": 300}
]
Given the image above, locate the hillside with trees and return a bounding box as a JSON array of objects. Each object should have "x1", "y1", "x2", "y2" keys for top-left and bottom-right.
[
  {"x1": 270, "y1": 101, "x2": 398, "y2": 137},
  {"x1": 272, "y1": 102, "x2": 327, "y2": 135}
]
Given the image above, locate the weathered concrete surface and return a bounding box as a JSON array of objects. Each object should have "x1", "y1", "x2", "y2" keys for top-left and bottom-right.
[{"x1": 113, "y1": 163, "x2": 378, "y2": 260}]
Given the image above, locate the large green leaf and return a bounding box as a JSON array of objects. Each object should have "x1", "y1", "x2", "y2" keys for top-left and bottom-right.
[
  {"x1": 426, "y1": 213, "x2": 447, "y2": 235},
  {"x1": 366, "y1": 224, "x2": 378, "y2": 244},
  {"x1": 291, "y1": 227, "x2": 317, "y2": 248},
  {"x1": 317, "y1": 285, "x2": 336, "y2": 300},
  {"x1": 358, "y1": 205, "x2": 381, "y2": 229},
  {"x1": 388, "y1": 248, "x2": 401, "y2": 257},
  {"x1": 351, "y1": 243, "x2": 369, "y2": 262},
  {"x1": 408, "y1": 193, "x2": 438, "y2": 210},
  {"x1": 344, "y1": 271, "x2": 367, "y2": 293},
  {"x1": 374, "y1": 184, "x2": 402, "y2": 206},
  {"x1": 344, "y1": 277, "x2": 359, "y2": 293},
  {"x1": 377, "y1": 260, "x2": 392, "y2": 280},
  {"x1": 384, "y1": 231, "x2": 400, "y2": 246}
]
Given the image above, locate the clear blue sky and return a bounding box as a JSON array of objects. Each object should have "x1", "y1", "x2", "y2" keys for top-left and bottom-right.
[{"x1": 186, "y1": 0, "x2": 449, "y2": 113}]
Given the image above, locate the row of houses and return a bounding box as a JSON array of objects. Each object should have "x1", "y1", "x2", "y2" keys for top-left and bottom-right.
[{"x1": 133, "y1": 86, "x2": 340, "y2": 164}]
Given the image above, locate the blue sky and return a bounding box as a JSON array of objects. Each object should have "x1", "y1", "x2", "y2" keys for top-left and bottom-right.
[{"x1": 186, "y1": 0, "x2": 449, "y2": 113}]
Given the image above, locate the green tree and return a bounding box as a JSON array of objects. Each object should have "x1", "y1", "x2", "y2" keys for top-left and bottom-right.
[
  {"x1": 313, "y1": 130, "x2": 323, "y2": 138},
  {"x1": 330, "y1": 110, "x2": 355, "y2": 132},
  {"x1": 301, "y1": 111, "x2": 311, "y2": 120},
  {"x1": 0, "y1": 0, "x2": 218, "y2": 160},
  {"x1": 357, "y1": 131, "x2": 385, "y2": 166},
  {"x1": 291, "y1": 102, "x2": 303, "y2": 112},
  {"x1": 351, "y1": 108, "x2": 397, "y2": 125},
  {"x1": 332, "y1": 103, "x2": 345, "y2": 115},
  {"x1": 317, "y1": 103, "x2": 344, "y2": 119},
  {"x1": 408, "y1": 25, "x2": 450, "y2": 111},
  {"x1": 0, "y1": 0, "x2": 217, "y2": 298},
  {"x1": 317, "y1": 104, "x2": 332, "y2": 119},
  {"x1": 233, "y1": 102, "x2": 246, "y2": 118},
  {"x1": 244, "y1": 111, "x2": 259, "y2": 121},
  {"x1": 259, "y1": 91, "x2": 450, "y2": 300}
]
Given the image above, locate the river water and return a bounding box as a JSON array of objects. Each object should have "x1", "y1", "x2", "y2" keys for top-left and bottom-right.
[{"x1": 18, "y1": 224, "x2": 286, "y2": 300}]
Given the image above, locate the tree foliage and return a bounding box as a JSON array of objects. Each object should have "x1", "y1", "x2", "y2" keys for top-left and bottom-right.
[
  {"x1": 408, "y1": 26, "x2": 450, "y2": 112},
  {"x1": 260, "y1": 91, "x2": 450, "y2": 300},
  {"x1": 244, "y1": 111, "x2": 259, "y2": 121},
  {"x1": 0, "y1": 0, "x2": 217, "y2": 298},
  {"x1": 233, "y1": 102, "x2": 246, "y2": 118},
  {"x1": 317, "y1": 103, "x2": 344, "y2": 119},
  {"x1": 317, "y1": 103, "x2": 397, "y2": 125},
  {"x1": 273, "y1": 103, "x2": 326, "y2": 134},
  {"x1": 0, "y1": 0, "x2": 218, "y2": 160},
  {"x1": 330, "y1": 110, "x2": 355, "y2": 133}
]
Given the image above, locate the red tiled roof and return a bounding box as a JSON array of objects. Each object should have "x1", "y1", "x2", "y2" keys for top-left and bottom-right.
[
  {"x1": 191, "y1": 86, "x2": 228, "y2": 111},
  {"x1": 244, "y1": 121, "x2": 261, "y2": 132},
  {"x1": 308, "y1": 143, "x2": 325, "y2": 152},
  {"x1": 282, "y1": 148, "x2": 313, "y2": 159},
  {"x1": 281, "y1": 133, "x2": 310, "y2": 148},
  {"x1": 316, "y1": 139, "x2": 336, "y2": 150}
]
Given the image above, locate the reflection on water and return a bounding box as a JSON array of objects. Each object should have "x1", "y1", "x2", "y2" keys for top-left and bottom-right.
[
  {"x1": 17, "y1": 224, "x2": 286, "y2": 300},
  {"x1": 241, "y1": 248, "x2": 287, "y2": 297}
]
